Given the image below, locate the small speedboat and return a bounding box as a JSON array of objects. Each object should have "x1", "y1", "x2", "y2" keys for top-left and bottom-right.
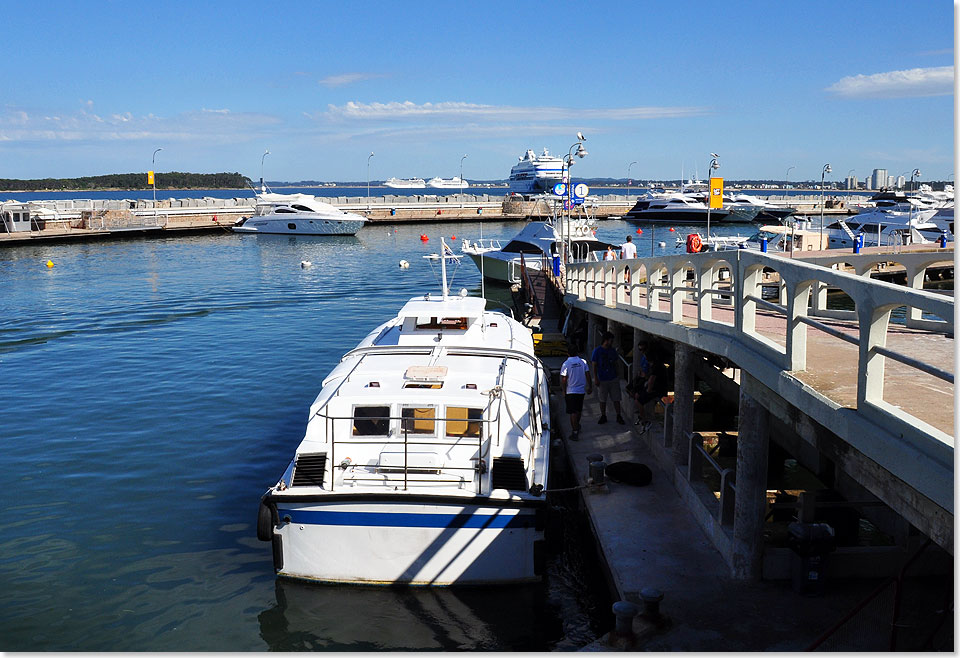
[
  {"x1": 232, "y1": 193, "x2": 368, "y2": 236},
  {"x1": 256, "y1": 242, "x2": 551, "y2": 585}
]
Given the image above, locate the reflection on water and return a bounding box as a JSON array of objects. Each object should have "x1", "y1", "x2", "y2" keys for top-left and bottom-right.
[{"x1": 259, "y1": 579, "x2": 554, "y2": 651}]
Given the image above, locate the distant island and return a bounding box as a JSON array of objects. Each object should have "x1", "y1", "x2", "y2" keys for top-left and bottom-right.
[{"x1": 0, "y1": 172, "x2": 249, "y2": 192}]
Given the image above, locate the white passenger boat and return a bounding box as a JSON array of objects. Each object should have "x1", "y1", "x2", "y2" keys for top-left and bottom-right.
[
  {"x1": 232, "y1": 193, "x2": 368, "y2": 236},
  {"x1": 427, "y1": 176, "x2": 469, "y2": 189},
  {"x1": 256, "y1": 244, "x2": 551, "y2": 585},
  {"x1": 460, "y1": 220, "x2": 608, "y2": 284},
  {"x1": 385, "y1": 177, "x2": 427, "y2": 189},
  {"x1": 508, "y1": 149, "x2": 565, "y2": 196}
]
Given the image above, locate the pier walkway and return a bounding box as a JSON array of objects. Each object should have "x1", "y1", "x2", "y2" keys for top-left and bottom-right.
[
  {"x1": 560, "y1": 393, "x2": 886, "y2": 651},
  {"x1": 548, "y1": 245, "x2": 953, "y2": 649}
]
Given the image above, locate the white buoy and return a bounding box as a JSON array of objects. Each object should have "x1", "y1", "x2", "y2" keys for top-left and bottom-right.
[
  {"x1": 399, "y1": 259, "x2": 410, "y2": 269},
  {"x1": 300, "y1": 260, "x2": 312, "y2": 268},
  {"x1": 658, "y1": 241, "x2": 666, "y2": 248}
]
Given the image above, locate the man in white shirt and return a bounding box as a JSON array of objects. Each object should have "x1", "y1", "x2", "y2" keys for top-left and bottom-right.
[
  {"x1": 560, "y1": 343, "x2": 592, "y2": 441},
  {"x1": 621, "y1": 234, "x2": 637, "y2": 260}
]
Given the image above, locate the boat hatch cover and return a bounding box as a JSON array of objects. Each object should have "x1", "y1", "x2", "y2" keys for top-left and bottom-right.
[{"x1": 405, "y1": 365, "x2": 448, "y2": 381}]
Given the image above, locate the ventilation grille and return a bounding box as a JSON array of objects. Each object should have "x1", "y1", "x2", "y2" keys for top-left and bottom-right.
[
  {"x1": 292, "y1": 453, "x2": 327, "y2": 487},
  {"x1": 491, "y1": 456, "x2": 527, "y2": 491}
]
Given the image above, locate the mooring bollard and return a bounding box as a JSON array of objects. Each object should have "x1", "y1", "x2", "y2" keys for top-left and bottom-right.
[
  {"x1": 939, "y1": 231, "x2": 948, "y2": 248},
  {"x1": 640, "y1": 587, "x2": 664, "y2": 618},
  {"x1": 612, "y1": 600, "x2": 639, "y2": 635},
  {"x1": 589, "y1": 460, "x2": 606, "y2": 485},
  {"x1": 760, "y1": 236, "x2": 768, "y2": 253},
  {"x1": 853, "y1": 233, "x2": 863, "y2": 254},
  {"x1": 586, "y1": 453, "x2": 603, "y2": 467}
]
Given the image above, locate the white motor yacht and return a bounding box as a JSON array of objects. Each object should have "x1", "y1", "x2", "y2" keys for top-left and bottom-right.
[
  {"x1": 824, "y1": 207, "x2": 947, "y2": 248},
  {"x1": 461, "y1": 220, "x2": 608, "y2": 284},
  {"x1": 233, "y1": 193, "x2": 368, "y2": 236},
  {"x1": 256, "y1": 244, "x2": 551, "y2": 585},
  {"x1": 624, "y1": 192, "x2": 734, "y2": 224}
]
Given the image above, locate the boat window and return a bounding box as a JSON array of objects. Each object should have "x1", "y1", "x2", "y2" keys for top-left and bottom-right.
[
  {"x1": 352, "y1": 405, "x2": 391, "y2": 436},
  {"x1": 274, "y1": 207, "x2": 296, "y2": 213},
  {"x1": 415, "y1": 317, "x2": 468, "y2": 330},
  {"x1": 288, "y1": 223, "x2": 297, "y2": 230},
  {"x1": 403, "y1": 382, "x2": 442, "y2": 389},
  {"x1": 401, "y1": 406, "x2": 436, "y2": 435},
  {"x1": 291, "y1": 204, "x2": 313, "y2": 211},
  {"x1": 500, "y1": 240, "x2": 543, "y2": 254},
  {"x1": 445, "y1": 407, "x2": 483, "y2": 438}
]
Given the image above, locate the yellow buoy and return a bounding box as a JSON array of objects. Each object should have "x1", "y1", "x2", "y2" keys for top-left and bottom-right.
[{"x1": 46, "y1": 260, "x2": 54, "y2": 268}]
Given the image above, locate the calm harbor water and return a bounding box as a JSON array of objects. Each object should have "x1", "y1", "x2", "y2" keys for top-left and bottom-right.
[{"x1": 4, "y1": 219, "x2": 688, "y2": 651}]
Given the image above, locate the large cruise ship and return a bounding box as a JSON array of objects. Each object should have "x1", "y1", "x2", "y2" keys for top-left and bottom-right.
[
  {"x1": 508, "y1": 148, "x2": 565, "y2": 196},
  {"x1": 427, "y1": 176, "x2": 468, "y2": 189},
  {"x1": 384, "y1": 177, "x2": 426, "y2": 189}
]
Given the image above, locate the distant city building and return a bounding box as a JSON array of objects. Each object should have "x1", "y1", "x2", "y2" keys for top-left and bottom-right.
[
  {"x1": 844, "y1": 175, "x2": 858, "y2": 190},
  {"x1": 887, "y1": 175, "x2": 895, "y2": 188},
  {"x1": 896, "y1": 175, "x2": 906, "y2": 189},
  {"x1": 871, "y1": 168, "x2": 888, "y2": 190}
]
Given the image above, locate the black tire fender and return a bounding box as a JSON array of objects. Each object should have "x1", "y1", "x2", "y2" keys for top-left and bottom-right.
[{"x1": 257, "y1": 497, "x2": 276, "y2": 541}]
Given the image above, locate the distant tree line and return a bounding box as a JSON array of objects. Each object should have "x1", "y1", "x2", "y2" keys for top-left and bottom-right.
[{"x1": 0, "y1": 172, "x2": 251, "y2": 191}]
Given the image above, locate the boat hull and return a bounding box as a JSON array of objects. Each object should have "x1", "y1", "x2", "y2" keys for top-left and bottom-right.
[
  {"x1": 624, "y1": 208, "x2": 733, "y2": 224},
  {"x1": 269, "y1": 497, "x2": 544, "y2": 585},
  {"x1": 232, "y1": 217, "x2": 366, "y2": 235},
  {"x1": 465, "y1": 252, "x2": 545, "y2": 283}
]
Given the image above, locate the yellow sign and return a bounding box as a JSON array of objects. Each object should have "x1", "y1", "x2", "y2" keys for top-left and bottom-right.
[
  {"x1": 709, "y1": 177, "x2": 723, "y2": 209},
  {"x1": 148, "y1": 171, "x2": 155, "y2": 185}
]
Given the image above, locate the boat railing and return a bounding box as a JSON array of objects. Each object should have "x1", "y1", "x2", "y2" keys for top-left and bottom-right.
[{"x1": 314, "y1": 409, "x2": 495, "y2": 495}]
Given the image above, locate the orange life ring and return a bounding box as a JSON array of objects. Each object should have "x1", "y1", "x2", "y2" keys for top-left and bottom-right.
[{"x1": 686, "y1": 233, "x2": 702, "y2": 253}]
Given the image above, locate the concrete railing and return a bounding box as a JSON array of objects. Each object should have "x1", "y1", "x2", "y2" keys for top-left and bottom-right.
[{"x1": 565, "y1": 249, "x2": 954, "y2": 511}]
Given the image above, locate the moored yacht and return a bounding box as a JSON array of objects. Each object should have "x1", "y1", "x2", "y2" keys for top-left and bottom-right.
[
  {"x1": 824, "y1": 207, "x2": 946, "y2": 248},
  {"x1": 256, "y1": 245, "x2": 551, "y2": 585},
  {"x1": 233, "y1": 193, "x2": 368, "y2": 236},
  {"x1": 624, "y1": 192, "x2": 733, "y2": 224},
  {"x1": 461, "y1": 220, "x2": 609, "y2": 284}
]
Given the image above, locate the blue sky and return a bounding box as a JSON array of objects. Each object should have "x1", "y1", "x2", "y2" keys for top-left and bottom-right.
[{"x1": 0, "y1": 0, "x2": 954, "y2": 183}]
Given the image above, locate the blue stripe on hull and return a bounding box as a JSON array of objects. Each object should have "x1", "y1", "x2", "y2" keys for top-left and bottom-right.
[{"x1": 284, "y1": 509, "x2": 536, "y2": 529}]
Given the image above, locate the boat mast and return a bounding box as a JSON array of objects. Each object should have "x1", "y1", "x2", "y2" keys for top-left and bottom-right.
[{"x1": 440, "y1": 237, "x2": 450, "y2": 300}]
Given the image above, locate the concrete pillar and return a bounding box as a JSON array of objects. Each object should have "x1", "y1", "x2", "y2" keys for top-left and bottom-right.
[
  {"x1": 671, "y1": 343, "x2": 695, "y2": 464},
  {"x1": 731, "y1": 374, "x2": 770, "y2": 580}
]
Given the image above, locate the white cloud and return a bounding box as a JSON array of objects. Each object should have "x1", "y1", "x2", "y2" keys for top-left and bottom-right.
[
  {"x1": 826, "y1": 66, "x2": 954, "y2": 98},
  {"x1": 321, "y1": 100, "x2": 707, "y2": 121},
  {"x1": 318, "y1": 72, "x2": 386, "y2": 87},
  {"x1": 0, "y1": 107, "x2": 282, "y2": 143}
]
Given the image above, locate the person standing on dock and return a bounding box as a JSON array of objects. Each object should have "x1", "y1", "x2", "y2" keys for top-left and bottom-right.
[
  {"x1": 620, "y1": 235, "x2": 637, "y2": 260},
  {"x1": 560, "y1": 343, "x2": 592, "y2": 441},
  {"x1": 592, "y1": 331, "x2": 625, "y2": 425}
]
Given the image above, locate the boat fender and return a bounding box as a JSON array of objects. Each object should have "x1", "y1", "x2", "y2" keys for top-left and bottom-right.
[
  {"x1": 257, "y1": 497, "x2": 277, "y2": 541},
  {"x1": 399, "y1": 259, "x2": 410, "y2": 269},
  {"x1": 529, "y1": 483, "x2": 544, "y2": 497}
]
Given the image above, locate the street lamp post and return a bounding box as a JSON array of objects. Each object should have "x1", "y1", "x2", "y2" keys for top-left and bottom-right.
[
  {"x1": 260, "y1": 150, "x2": 270, "y2": 193},
  {"x1": 460, "y1": 154, "x2": 468, "y2": 209},
  {"x1": 910, "y1": 168, "x2": 921, "y2": 192},
  {"x1": 366, "y1": 152, "x2": 374, "y2": 211},
  {"x1": 819, "y1": 163, "x2": 832, "y2": 249},
  {"x1": 705, "y1": 153, "x2": 719, "y2": 244},
  {"x1": 786, "y1": 165, "x2": 795, "y2": 188},
  {"x1": 627, "y1": 161, "x2": 638, "y2": 198},
  {"x1": 152, "y1": 148, "x2": 162, "y2": 221},
  {"x1": 564, "y1": 134, "x2": 588, "y2": 264}
]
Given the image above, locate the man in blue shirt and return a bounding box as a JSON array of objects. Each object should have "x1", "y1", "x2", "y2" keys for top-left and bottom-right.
[
  {"x1": 560, "y1": 343, "x2": 592, "y2": 441},
  {"x1": 591, "y1": 331, "x2": 625, "y2": 425}
]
